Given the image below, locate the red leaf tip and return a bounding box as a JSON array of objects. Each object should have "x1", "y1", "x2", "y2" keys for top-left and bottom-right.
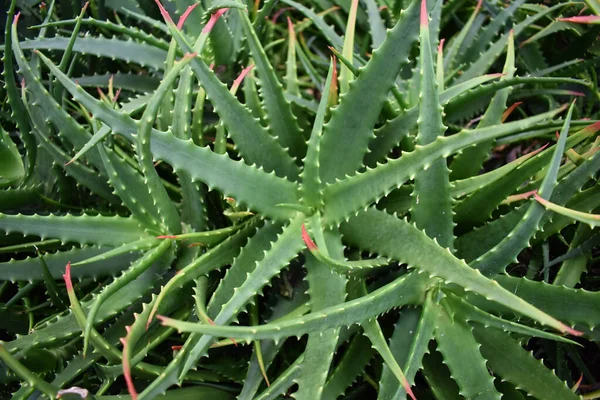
[
  {"x1": 563, "y1": 325, "x2": 584, "y2": 337},
  {"x1": 202, "y1": 8, "x2": 228, "y2": 34},
  {"x1": 63, "y1": 262, "x2": 73, "y2": 292},
  {"x1": 558, "y1": 15, "x2": 600, "y2": 24},
  {"x1": 438, "y1": 38, "x2": 445, "y2": 53},
  {"x1": 475, "y1": 0, "x2": 483, "y2": 13},
  {"x1": 13, "y1": 12, "x2": 21, "y2": 25},
  {"x1": 154, "y1": 0, "x2": 174, "y2": 25},
  {"x1": 177, "y1": 3, "x2": 200, "y2": 29},
  {"x1": 155, "y1": 315, "x2": 169, "y2": 323},
  {"x1": 501, "y1": 101, "x2": 523, "y2": 122},
  {"x1": 301, "y1": 224, "x2": 318, "y2": 251},
  {"x1": 232, "y1": 64, "x2": 255, "y2": 91},
  {"x1": 420, "y1": 0, "x2": 428, "y2": 26}
]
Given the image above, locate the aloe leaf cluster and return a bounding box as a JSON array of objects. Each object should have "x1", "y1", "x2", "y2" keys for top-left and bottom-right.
[{"x1": 1, "y1": 0, "x2": 600, "y2": 399}]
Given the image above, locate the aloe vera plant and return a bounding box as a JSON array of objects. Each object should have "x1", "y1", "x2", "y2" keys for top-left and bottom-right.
[{"x1": 1, "y1": 0, "x2": 600, "y2": 399}]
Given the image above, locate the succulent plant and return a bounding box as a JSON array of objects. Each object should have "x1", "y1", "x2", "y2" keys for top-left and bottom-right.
[{"x1": 1, "y1": 0, "x2": 600, "y2": 399}]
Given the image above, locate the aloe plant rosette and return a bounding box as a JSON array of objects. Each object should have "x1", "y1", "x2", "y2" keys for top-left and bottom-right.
[{"x1": 1, "y1": 0, "x2": 600, "y2": 399}]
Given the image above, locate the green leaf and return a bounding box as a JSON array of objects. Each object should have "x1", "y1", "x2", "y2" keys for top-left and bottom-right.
[
  {"x1": 238, "y1": 9, "x2": 305, "y2": 161},
  {"x1": 0, "y1": 213, "x2": 147, "y2": 246},
  {"x1": 31, "y1": 16, "x2": 170, "y2": 50},
  {"x1": 11, "y1": 36, "x2": 168, "y2": 70},
  {"x1": 149, "y1": 219, "x2": 262, "y2": 326},
  {"x1": 460, "y1": 0, "x2": 526, "y2": 66},
  {"x1": 280, "y1": 0, "x2": 344, "y2": 48},
  {"x1": 285, "y1": 18, "x2": 300, "y2": 97},
  {"x1": 318, "y1": 0, "x2": 422, "y2": 183},
  {"x1": 443, "y1": 0, "x2": 482, "y2": 72},
  {"x1": 454, "y1": 111, "x2": 589, "y2": 226},
  {"x1": 365, "y1": 72, "x2": 503, "y2": 166},
  {"x1": 535, "y1": 195, "x2": 600, "y2": 227},
  {"x1": 23, "y1": 96, "x2": 118, "y2": 203},
  {"x1": 133, "y1": 53, "x2": 195, "y2": 234},
  {"x1": 473, "y1": 326, "x2": 579, "y2": 400},
  {"x1": 33, "y1": 252, "x2": 65, "y2": 312},
  {"x1": 323, "y1": 107, "x2": 565, "y2": 225},
  {"x1": 444, "y1": 293, "x2": 577, "y2": 344},
  {"x1": 468, "y1": 275, "x2": 600, "y2": 329},
  {"x1": 0, "y1": 344, "x2": 58, "y2": 398},
  {"x1": 299, "y1": 59, "x2": 336, "y2": 208},
  {"x1": 156, "y1": 270, "x2": 427, "y2": 341},
  {"x1": 351, "y1": 280, "x2": 415, "y2": 399},
  {"x1": 379, "y1": 302, "x2": 436, "y2": 400},
  {"x1": 453, "y1": 3, "x2": 568, "y2": 85},
  {"x1": 0, "y1": 245, "x2": 140, "y2": 281},
  {"x1": 323, "y1": 334, "x2": 372, "y2": 399},
  {"x1": 364, "y1": 0, "x2": 386, "y2": 49},
  {"x1": 295, "y1": 227, "x2": 347, "y2": 399},
  {"x1": 30, "y1": 50, "x2": 300, "y2": 220},
  {"x1": 456, "y1": 142, "x2": 600, "y2": 262},
  {"x1": 180, "y1": 215, "x2": 305, "y2": 379},
  {"x1": 83, "y1": 240, "x2": 172, "y2": 355},
  {"x1": 73, "y1": 72, "x2": 160, "y2": 93},
  {"x1": 302, "y1": 223, "x2": 389, "y2": 276},
  {"x1": 449, "y1": 30, "x2": 516, "y2": 180},
  {"x1": 161, "y1": 14, "x2": 300, "y2": 180},
  {"x1": 434, "y1": 300, "x2": 502, "y2": 400},
  {"x1": 341, "y1": 208, "x2": 579, "y2": 335},
  {"x1": 0, "y1": 125, "x2": 25, "y2": 188},
  {"x1": 469, "y1": 102, "x2": 576, "y2": 276},
  {"x1": 4, "y1": 255, "x2": 166, "y2": 353},
  {"x1": 97, "y1": 145, "x2": 163, "y2": 232},
  {"x1": 339, "y1": 0, "x2": 359, "y2": 95},
  {"x1": 422, "y1": 349, "x2": 461, "y2": 400},
  {"x1": 150, "y1": 131, "x2": 300, "y2": 221},
  {"x1": 411, "y1": 0, "x2": 454, "y2": 250},
  {"x1": 3, "y1": 4, "x2": 34, "y2": 180}
]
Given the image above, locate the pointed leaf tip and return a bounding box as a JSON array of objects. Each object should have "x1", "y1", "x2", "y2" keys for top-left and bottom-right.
[
  {"x1": 582, "y1": 121, "x2": 600, "y2": 135},
  {"x1": 154, "y1": 0, "x2": 174, "y2": 25},
  {"x1": 13, "y1": 12, "x2": 20, "y2": 25},
  {"x1": 438, "y1": 38, "x2": 445, "y2": 53},
  {"x1": 501, "y1": 101, "x2": 523, "y2": 122},
  {"x1": 121, "y1": 339, "x2": 138, "y2": 400},
  {"x1": 177, "y1": 3, "x2": 200, "y2": 29},
  {"x1": 562, "y1": 325, "x2": 584, "y2": 337},
  {"x1": 202, "y1": 8, "x2": 228, "y2": 34},
  {"x1": 420, "y1": 0, "x2": 428, "y2": 26},
  {"x1": 558, "y1": 15, "x2": 600, "y2": 24},
  {"x1": 301, "y1": 224, "x2": 318, "y2": 251},
  {"x1": 63, "y1": 262, "x2": 73, "y2": 292},
  {"x1": 475, "y1": 0, "x2": 483, "y2": 13},
  {"x1": 404, "y1": 379, "x2": 417, "y2": 400},
  {"x1": 528, "y1": 143, "x2": 549, "y2": 156},
  {"x1": 232, "y1": 64, "x2": 255, "y2": 92},
  {"x1": 573, "y1": 374, "x2": 584, "y2": 391}
]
